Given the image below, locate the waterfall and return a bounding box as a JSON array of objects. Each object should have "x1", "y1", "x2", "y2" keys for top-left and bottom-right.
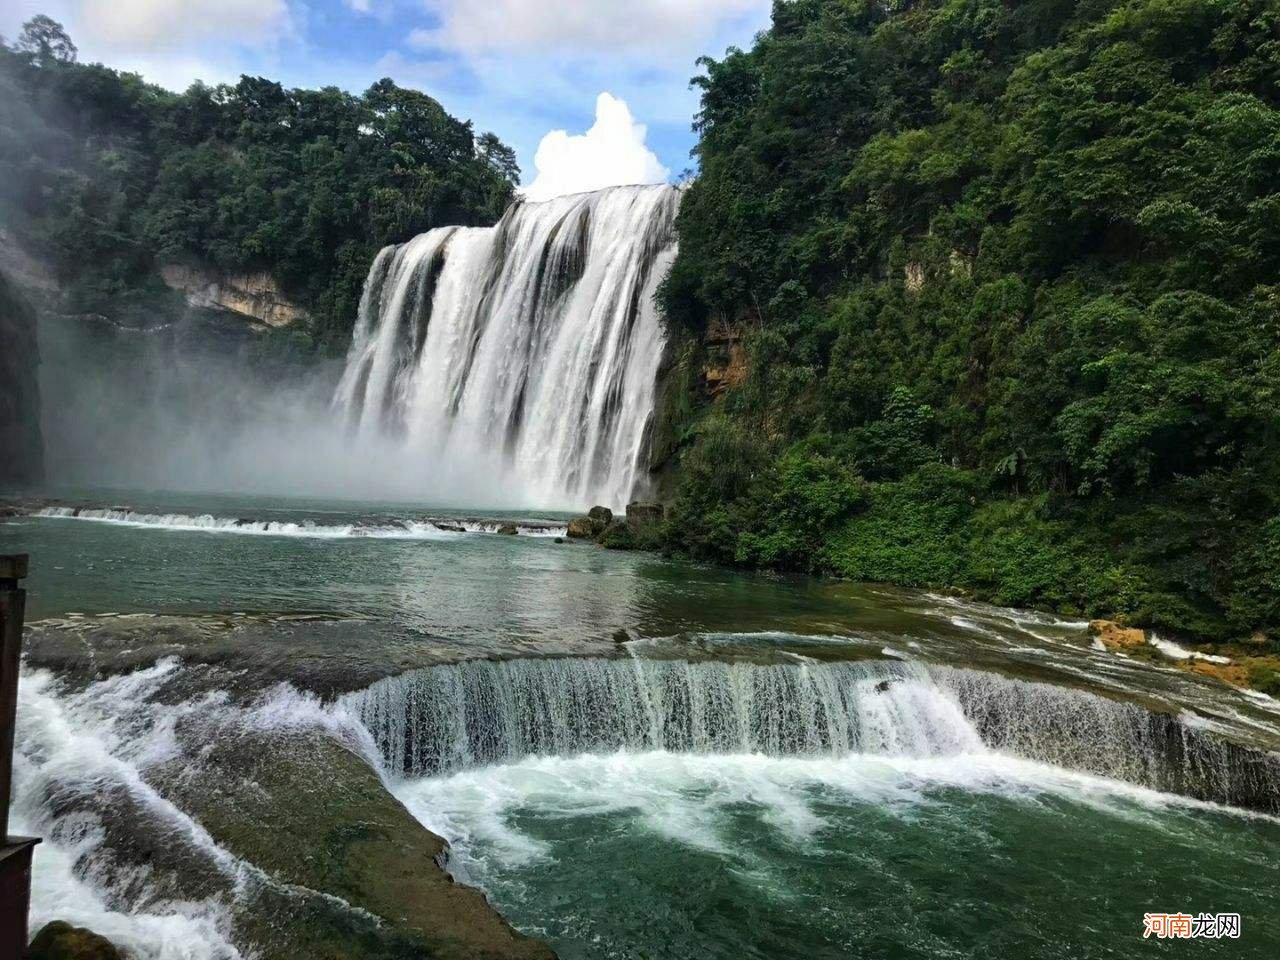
[
  {"x1": 333, "y1": 185, "x2": 680, "y2": 509},
  {"x1": 343, "y1": 657, "x2": 1280, "y2": 812}
]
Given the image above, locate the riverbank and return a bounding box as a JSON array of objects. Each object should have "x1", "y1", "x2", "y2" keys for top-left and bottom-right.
[{"x1": 563, "y1": 501, "x2": 1280, "y2": 699}]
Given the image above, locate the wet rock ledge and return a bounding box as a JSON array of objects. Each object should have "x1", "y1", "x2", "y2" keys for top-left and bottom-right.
[
  {"x1": 159, "y1": 726, "x2": 557, "y2": 960},
  {"x1": 27, "y1": 921, "x2": 122, "y2": 960},
  {"x1": 20, "y1": 618, "x2": 562, "y2": 959}
]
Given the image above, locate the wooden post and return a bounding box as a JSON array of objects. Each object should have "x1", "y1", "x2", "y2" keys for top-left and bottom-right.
[{"x1": 1, "y1": 553, "x2": 39, "y2": 957}]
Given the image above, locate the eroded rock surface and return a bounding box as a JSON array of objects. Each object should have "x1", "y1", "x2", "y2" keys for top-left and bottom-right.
[{"x1": 27, "y1": 921, "x2": 122, "y2": 960}]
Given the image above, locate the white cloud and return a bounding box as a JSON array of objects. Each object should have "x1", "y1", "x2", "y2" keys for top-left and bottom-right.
[
  {"x1": 346, "y1": 0, "x2": 373, "y2": 12},
  {"x1": 522, "y1": 92, "x2": 668, "y2": 202},
  {"x1": 80, "y1": 0, "x2": 290, "y2": 49},
  {"x1": 417, "y1": 0, "x2": 763, "y2": 54}
]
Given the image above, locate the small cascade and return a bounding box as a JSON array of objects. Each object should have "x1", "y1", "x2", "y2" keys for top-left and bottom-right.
[
  {"x1": 344, "y1": 657, "x2": 1280, "y2": 812},
  {"x1": 344, "y1": 658, "x2": 981, "y2": 778},
  {"x1": 936, "y1": 667, "x2": 1280, "y2": 811},
  {"x1": 333, "y1": 185, "x2": 680, "y2": 509},
  {"x1": 32, "y1": 506, "x2": 566, "y2": 539}
]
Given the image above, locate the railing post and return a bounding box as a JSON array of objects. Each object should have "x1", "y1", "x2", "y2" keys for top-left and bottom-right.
[{"x1": 1, "y1": 554, "x2": 39, "y2": 957}]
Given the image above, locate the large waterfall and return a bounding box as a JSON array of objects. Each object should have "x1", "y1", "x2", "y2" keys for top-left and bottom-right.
[{"x1": 333, "y1": 185, "x2": 680, "y2": 509}]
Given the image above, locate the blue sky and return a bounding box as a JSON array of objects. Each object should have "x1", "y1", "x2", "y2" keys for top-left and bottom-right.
[{"x1": 1, "y1": 1, "x2": 774, "y2": 195}]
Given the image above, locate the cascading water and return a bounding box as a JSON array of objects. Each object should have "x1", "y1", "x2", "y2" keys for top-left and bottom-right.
[
  {"x1": 344, "y1": 659, "x2": 983, "y2": 777},
  {"x1": 333, "y1": 185, "x2": 680, "y2": 509},
  {"x1": 343, "y1": 656, "x2": 1280, "y2": 812}
]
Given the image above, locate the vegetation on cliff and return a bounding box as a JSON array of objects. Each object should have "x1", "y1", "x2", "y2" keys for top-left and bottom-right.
[
  {"x1": 659, "y1": 0, "x2": 1280, "y2": 643},
  {"x1": 0, "y1": 16, "x2": 519, "y2": 350}
]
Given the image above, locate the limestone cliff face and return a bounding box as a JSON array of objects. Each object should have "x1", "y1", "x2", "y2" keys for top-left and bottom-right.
[
  {"x1": 701, "y1": 314, "x2": 749, "y2": 398},
  {"x1": 0, "y1": 228, "x2": 57, "y2": 299},
  {"x1": 0, "y1": 272, "x2": 44, "y2": 488},
  {"x1": 161, "y1": 264, "x2": 309, "y2": 329}
]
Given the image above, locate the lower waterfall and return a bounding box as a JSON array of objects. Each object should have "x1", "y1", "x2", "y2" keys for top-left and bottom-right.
[
  {"x1": 333, "y1": 185, "x2": 680, "y2": 510},
  {"x1": 343, "y1": 657, "x2": 1280, "y2": 812}
]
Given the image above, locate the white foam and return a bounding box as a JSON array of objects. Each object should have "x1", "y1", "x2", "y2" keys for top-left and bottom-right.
[
  {"x1": 923, "y1": 593, "x2": 1089, "y2": 631},
  {"x1": 33, "y1": 506, "x2": 565, "y2": 540},
  {"x1": 396, "y1": 748, "x2": 1269, "y2": 883},
  {"x1": 12, "y1": 666, "x2": 247, "y2": 959},
  {"x1": 1149, "y1": 633, "x2": 1232, "y2": 664}
]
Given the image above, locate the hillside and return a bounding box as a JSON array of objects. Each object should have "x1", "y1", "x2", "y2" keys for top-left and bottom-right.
[
  {"x1": 0, "y1": 17, "x2": 518, "y2": 352},
  {"x1": 657, "y1": 0, "x2": 1280, "y2": 645}
]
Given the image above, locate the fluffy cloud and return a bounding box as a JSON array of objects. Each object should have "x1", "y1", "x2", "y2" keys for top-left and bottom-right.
[
  {"x1": 416, "y1": 0, "x2": 763, "y2": 55},
  {"x1": 522, "y1": 92, "x2": 668, "y2": 202},
  {"x1": 80, "y1": 0, "x2": 290, "y2": 48}
]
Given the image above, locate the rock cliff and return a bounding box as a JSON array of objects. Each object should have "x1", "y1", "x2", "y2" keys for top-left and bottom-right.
[
  {"x1": 160, "y1": 263, "x2": 309, "y2": 329},
  {"x1": 0, "y1": 272, "x2": 44, "y2": 488}
]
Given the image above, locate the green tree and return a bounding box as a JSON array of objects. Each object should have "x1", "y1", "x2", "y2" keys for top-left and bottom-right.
[
  {"x1": 659, "y1": 0, "x2": 1280, "y2": 642},
  {"x1": 15, "y1": 15, "x2": 76, "y2": 65}
]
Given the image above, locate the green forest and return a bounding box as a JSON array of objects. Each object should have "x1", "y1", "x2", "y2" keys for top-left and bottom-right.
[
  {"x1": 657, "y1": 0, "x2": 1280, "y2": 649},
  {"x1": 6, "y1": 3, "x2": 1280, "y2": 648},
  {"x1": 0, "y1": 16, "x2": 518, "y2": 350}
]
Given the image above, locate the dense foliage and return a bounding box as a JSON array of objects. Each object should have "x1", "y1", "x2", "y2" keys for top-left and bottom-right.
[
  {"x1": 0, "y1": 17, "x2": 518, "y2": 349},
  {"x1": 660, "y1": 0, "x2": 1280, "y2": 641}
]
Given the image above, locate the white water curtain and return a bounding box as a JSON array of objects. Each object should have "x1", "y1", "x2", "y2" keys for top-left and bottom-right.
[{"x1": 334, "y1": 185, "x2": 681, "y2": 510}]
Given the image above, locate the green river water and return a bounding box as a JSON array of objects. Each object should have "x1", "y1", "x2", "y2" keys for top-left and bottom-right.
[{"x1": 3, "y1": 491, "x2": 1279, "y2": 959}]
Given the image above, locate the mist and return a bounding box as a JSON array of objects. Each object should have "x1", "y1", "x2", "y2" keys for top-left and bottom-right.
[{"x1": 36, "y1": 312, "x2": 559, "y2": 511}]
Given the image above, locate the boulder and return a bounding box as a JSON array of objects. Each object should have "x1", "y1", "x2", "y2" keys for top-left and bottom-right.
[
  {"x1": 598, "y1": 518, "x2": 636, "y2": 550},
  {"x1": 625, "y1": 501, "x2": 664, "y2": 533},
  {"x1": 1090, "y1": 619, "x2": 1146, "y2": 650},
  {"x1": 567, "y1": 517, "x2": 598, "y2": 539},
  {"x1": 587, "y1": 505, "x2": 613, "y2": 524},
  {"x1": 496, "y1": 523, "x2": 519, "y2": 536},
  {"x1": 27, "y1": 921, "x2": 122, "y2": 960}
]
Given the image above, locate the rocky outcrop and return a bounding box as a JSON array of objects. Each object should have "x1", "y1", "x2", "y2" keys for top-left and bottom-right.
[
  {"x1": 160, "y1": 263, "x2": 308, "y2": 329},
  {"x1": 568, "y1": 506, "x2": 613, "y2": 539},
  {"x1": 625, "y1": 501, "x2": 664, "y2": 534},
  {"x1": 26, "y1": 921, "x2": 122, "y2": 960},
  {"x1": 566, "y1": 517, "x2": 599, "y2": 539},
  {"x1": 702, "y1": 314, "x2": 748, "y2": 398},
  {"x1": 1089, "y1": 619, "x2": 1146, "y2": 650},
  {"x1": 565, "y1": 504, "x2": 665, "y2": 551},
  {"x1": 0, "y1": 229, "x2": 57, "y2": 297},
  {"x1": 155, "y1": 727, "x2": 558, "y2": 960},
  {"x1": 0, "y1": 273, "x2": 44, "y2": 488}
]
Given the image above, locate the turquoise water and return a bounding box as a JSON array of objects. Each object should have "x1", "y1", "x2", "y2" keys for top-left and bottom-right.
[
  {"x1": 3, "y1": 490, "x2": 869, "y2": 640},
  {"x1": 6, "y1": 491, "x2": 1280, "y2": 960},
  {"x1": 400, "y1": 751, "x2": 1280, "y2": 959}
]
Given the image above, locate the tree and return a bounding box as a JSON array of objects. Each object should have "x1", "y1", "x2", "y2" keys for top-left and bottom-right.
[
  {"x1": 15, "y1": 15, "x2": 77, "y2": 65},
  {"x1": 476, "y1": 132, "x2": 520, "y2": 184}
]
